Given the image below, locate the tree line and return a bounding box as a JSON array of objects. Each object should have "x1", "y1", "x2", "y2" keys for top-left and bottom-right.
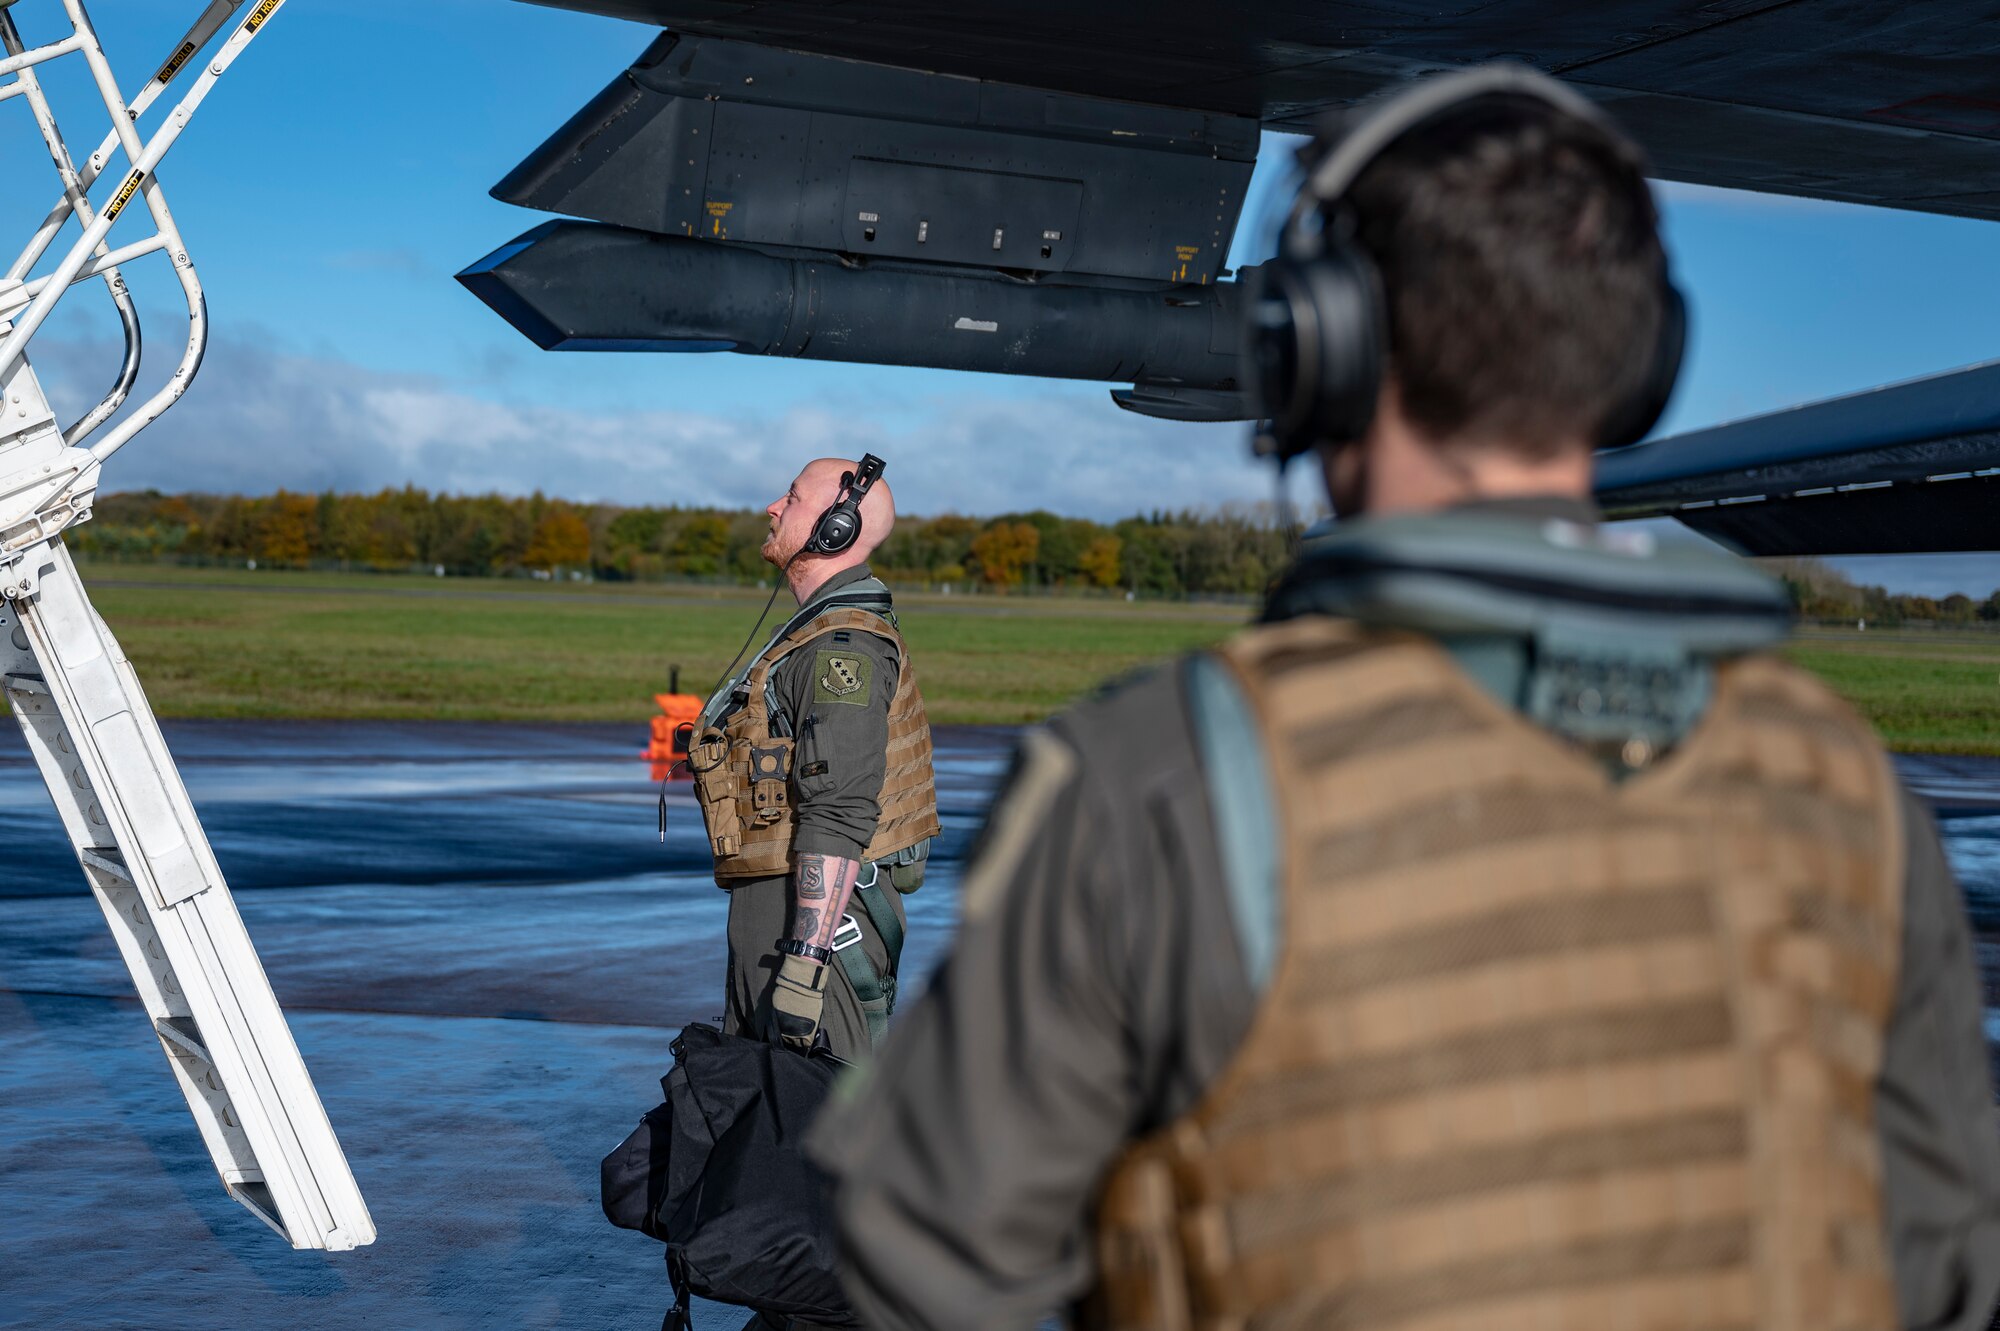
[
  {"x1": 81, "y1": 493, "x2": 1987, "y2": 617},
  {"x1": 1765, "y1": 557, "x2": 2000, "y2": 626},
  {"x1": 72, "y1": 489, "x2": 1295, "y2": 598}
]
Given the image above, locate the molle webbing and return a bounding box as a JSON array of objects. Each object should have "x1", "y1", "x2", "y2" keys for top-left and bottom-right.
[
  {"x1": 693, "y1": 607, "x2": 940, "y2": 882},
  {"x1": 1089, "y1": 619, "x2": 1905, "y2": 1331}
]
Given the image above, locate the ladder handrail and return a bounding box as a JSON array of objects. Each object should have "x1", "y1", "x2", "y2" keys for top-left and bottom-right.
[
  {"x1": 0, "y1": 0, "x2": 277, "y2": 468},
  {"x1": 6, "y1": 1, "x2": 244, "y2": 283},
  {"x1": 0, "y1": 28, "x2": 83, "y2": 80},
  {"x1": 0, "y1": 8, "x2": 143, "y2": 449}
]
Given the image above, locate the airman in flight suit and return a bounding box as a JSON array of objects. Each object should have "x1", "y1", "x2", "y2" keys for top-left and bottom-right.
[
  {"x1": 813, "y1": 69, "x2": 2000, "y2": 1331},
  {"x1": 689, "y1": 457, "x2": 940, "y2": 1065}
]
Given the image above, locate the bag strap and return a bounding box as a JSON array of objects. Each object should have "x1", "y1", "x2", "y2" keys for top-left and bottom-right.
[
  {"x1": 853, "y1": 873, "x2": 905, "y2": 961},
  {"x1": 1184, "y1": 653, "x2": 1283, "y2": 995},
  {"x1": 832, "y1": 868, "x2": 905, "y2": 1045},
  {"x1": 661, "y1": 1249, "x2": 692, "y2": 1331}
]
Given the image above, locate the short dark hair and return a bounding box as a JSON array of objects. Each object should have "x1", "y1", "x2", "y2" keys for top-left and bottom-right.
[{"x1": 1335, "y1": 93, "x2": 1667, "y2": 455}]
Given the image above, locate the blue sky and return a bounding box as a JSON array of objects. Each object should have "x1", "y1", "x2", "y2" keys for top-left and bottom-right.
[{"x1": 6, "y1": 0, "x2": 2000, "y2": 593}]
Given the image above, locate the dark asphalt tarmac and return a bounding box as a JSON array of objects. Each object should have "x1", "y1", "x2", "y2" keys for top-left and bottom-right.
[
  {"x1": 0, "y1": 721, "x2": 1008, "y2": 1330},
  {"x1": 0, "y1": 724, "x2": 1993, "y2": 1329}
]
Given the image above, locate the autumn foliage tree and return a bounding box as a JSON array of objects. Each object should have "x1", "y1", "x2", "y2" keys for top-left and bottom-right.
[
  {"x1": 74, "y1": 491, "x2": 1308, "y2": 598},
  {"x1": 522, "y1": 507, "x2": 591, "y2": 572},
  {"x1": 1077, "y1": 534, "x2": 1123, "y2": 589},
  {"x1": 253, "y1": 491, "x2": 317, "y2": 566},
  {"x1": 967, "y1": 521, "x2": 1039, "y2": 591}
]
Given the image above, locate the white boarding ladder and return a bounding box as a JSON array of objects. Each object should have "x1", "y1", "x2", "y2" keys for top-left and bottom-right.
[{"x1": 0, "y1": 0, "x2": 373, "y2": 1250}]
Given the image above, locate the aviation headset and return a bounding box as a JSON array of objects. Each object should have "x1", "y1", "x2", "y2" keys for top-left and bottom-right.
[
  {"x1": 1246, "y1": 64, "x2": 1687, "y2": 464},
  {"x1": 800, "y1": 453, "x2": 887, "y2": 557}
]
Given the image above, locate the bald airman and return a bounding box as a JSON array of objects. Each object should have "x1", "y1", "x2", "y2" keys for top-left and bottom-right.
[{"x1": 689, "y1": 456, "x2": 941, "y2": 1068}]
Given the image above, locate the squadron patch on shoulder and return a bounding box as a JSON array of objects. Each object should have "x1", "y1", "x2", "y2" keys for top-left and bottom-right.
[{"x1": 814, "y1": 649, "x2": 872, "y2": 705}]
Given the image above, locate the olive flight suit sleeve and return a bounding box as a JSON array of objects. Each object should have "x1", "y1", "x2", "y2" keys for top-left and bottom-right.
[
  {"x1": 808, "y1": 668, "x2": 1257, "y2": 1331},
  {"x1": 1877, "y1": 788, "x2": 2000, "y2": 1331},
  {"x1": 771, "y1": 627, "x2": 902, "y2": 861}
]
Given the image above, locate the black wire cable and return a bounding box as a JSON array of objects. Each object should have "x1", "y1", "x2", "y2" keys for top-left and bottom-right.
[
  {"x1": 709, "y1": 570, "x2": 791, "y2": 701},
  {"x1": 1253, "y1": 424, "x2": 1307, "y2": 618},
  {"x1": 1253, "y1": 421, "x2": 1307, "y2": 562},
  {"x1": 1273, "y1": 451, "x2": 1304, "y2": 563}
]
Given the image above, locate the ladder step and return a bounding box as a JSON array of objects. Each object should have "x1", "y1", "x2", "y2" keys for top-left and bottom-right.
[
  {"x1": 153, "y1": 1014, "x2": 211, "y2": 1065},
  {"x1": 3, "y1": 672, "x2": 49, "y2": 696},
  {"x1": 78, "y1": 845, "x2": 131, "y2": 886},
  {"x1": 230, "y1": 1180, "x2": 284, "y2": 1238}
]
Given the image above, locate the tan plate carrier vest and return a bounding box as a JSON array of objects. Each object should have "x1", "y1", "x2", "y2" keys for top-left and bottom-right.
[
  {"x1": 1090, "y1": 619, "x2": 1906, "y2": 1331},
  {"x1": 689, "y1": 606, "x2": 940, "y2": 882}
]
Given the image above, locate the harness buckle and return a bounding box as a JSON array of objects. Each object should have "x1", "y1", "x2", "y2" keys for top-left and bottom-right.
[
  {"x1": 831, "y1": 914, "x2": 864, "y2": 953},
  {"x1": 749, "y1": 745, "x2": 791, "y2": 780}
]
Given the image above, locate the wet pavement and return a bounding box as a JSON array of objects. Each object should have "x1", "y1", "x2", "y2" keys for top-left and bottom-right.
[
  {"x1": 0, "y1": 724, "x2": 1995, "y2": 1328},
  {"x1": 0, "y1": 721, "x2": 1008, "y2": 1330}
]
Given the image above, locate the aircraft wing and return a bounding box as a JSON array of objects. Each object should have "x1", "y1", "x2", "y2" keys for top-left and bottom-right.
[
  {"x1": 461, "y1": 2, "x2": 2000, "y2": 554},
  {"x1": 1596, "y1": 362, "x2": 2000, "y2": 555},
  {"x1": 520, "y1": 0, "x2": 2000, "y2": 222}
]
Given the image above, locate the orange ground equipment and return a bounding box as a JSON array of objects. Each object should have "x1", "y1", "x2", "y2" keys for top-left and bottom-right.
[{"x1": 647, "y1": 666, "x2": 703, "y2": 782}]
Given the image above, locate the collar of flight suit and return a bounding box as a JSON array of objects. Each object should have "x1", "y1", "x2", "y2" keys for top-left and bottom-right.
[
  {"x1": 699, "y1": 564, "x2": 895, "y2": 730},
  {"x1": 1263, "y1": 500, "x2": 1791, "y2": 653},
  {"x1": 1260, "y1": 499, "x2": 1794, "y2": 756}
]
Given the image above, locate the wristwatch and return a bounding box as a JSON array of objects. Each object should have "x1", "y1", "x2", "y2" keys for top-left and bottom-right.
[{"x1": 776, "y1": 938, "x2": 832, "y2": 963}]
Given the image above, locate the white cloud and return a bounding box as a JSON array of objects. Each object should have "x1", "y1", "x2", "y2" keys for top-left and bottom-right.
[
  {"x1": 27, "y1": 334, "x2": 2000, "y2": 595},
  {"x1": 32, "y1": 333, "x2": 1285, "y2": 520}
]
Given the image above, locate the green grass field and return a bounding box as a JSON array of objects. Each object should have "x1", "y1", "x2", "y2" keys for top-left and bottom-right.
[
  {"x1": 46, "y1": 565, "x2": 2000, "y2": 751},
  {"x1": 70, "y1": 563, "x2": 1243, "y2": 726},
  {"x1": 1785, "y1": 627, "x2": 2000, "y2": 754}
]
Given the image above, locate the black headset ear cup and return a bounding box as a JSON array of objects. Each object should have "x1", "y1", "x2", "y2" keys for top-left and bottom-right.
[
  {"x1": 1303, "y1": 240, "x2": 1387, "y2": 450},
  {"x1": 1246, "y1": 260, "x2": 1308, "y2": 448},
  {"x1": 1247, "y1": 244, "x2": 1386, "y2": 462},
  {"x1": 806, "y1": 502, "x2": 860, "y2": 555},
  {"x1": 1598, "y1": 277, "x2": 1687, "y2": 449},
  {"x1": 1246, "y1": 261, "x2": 1305, "y2": 447}
]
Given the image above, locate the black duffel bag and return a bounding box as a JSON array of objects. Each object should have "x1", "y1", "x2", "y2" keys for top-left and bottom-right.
[{"x1": 602, "y1": 1023, "x2": 857, "y2": 1329}]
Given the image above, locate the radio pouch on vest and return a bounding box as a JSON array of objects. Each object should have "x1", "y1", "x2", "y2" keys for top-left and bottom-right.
[{"x1": 686, "y1": 729, "x2": 741, "y2": 857}]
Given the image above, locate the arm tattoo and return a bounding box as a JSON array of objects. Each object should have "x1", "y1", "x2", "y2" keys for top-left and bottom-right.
[{"x1": 790, "y1": 854, "x2": 863, "y2": 949}]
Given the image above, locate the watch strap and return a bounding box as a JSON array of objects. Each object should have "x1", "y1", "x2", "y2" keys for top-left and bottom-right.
[{"x1": 777, "y1": 937, "x2": 832, "y2": 963}]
